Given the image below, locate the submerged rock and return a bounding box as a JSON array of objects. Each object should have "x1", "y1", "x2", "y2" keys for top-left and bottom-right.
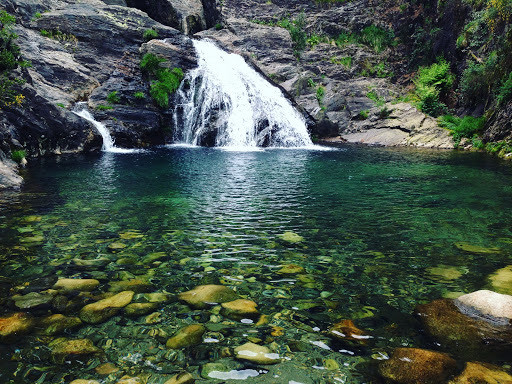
[
  {"x1": 124, "y1": 302, "x2": 158, "y2": 316},
  {"x1": 70, "y1": 380, "x2": 100, "y2": 384},
  {"x1": 277, "y1": 264, "x2": 305, "y2": 274},
  {"x1": 50, "y1": 338, "x2": 102, "y2": 364},
  {"x1": 221, "y1": 299, "x2": 259, "y2": 320},
  {"x1": 164, "y1": 372, "x2": 195, "y2": 384},
  {"x1": 487, "y1": 265, "x2": 512, "y2": 295},
  {"x1": 80, "y1": 291, "x2": 134, "y2": 323},
  {"x1": 378, "y1": 348, "x2": 458, "y2": 384},
  {"x1": 416, "y1": 297, "x2": 512, "y2": 361},
  {"x1": 37, "y1": 314, "x2": 82, "y2": 335},
  {"x1": 166, "y1": 324, "x2": 205, "y2": 349},
  {"x1": 95, "y1": 362, "x2": 120, "y2": 375},
  {"x1": 278, "y1": 232, "x2": 304, "y2": 244},
  {"x1": 54, "y1": 278, "x2": 100, "y2": 292},
  {"x1": 454, "y1": 242, "x2": 500, "y2": 254},
  {"x1": 12, "y1": 291, "x2": 54, "y2": 310},
  {"x1": 178, "y1": 285, "x2": 238, "y2": 309},
  {"x1": 117, "y1": 377, "x2": 143, "y2": 384},
  {"x1": 234, "y1": 342, "x2": 281, "y2": 365},
  {"x1": 0, "y1": 312, "x2": 34, "y2": 340},
  {"x1": 109, "y1": 279, "x2": 152, "y2": 293},
  {"x1": 448, "y1": 362, "x2": 512, "y2": 384},
  {"x1": 327, "y1": 319, "x2": 370, "y2": 345}
]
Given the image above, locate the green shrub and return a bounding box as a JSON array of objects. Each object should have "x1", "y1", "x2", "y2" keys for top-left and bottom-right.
[
  {"x1": 459, "y1": 53, "x2": 498, "y2": 107},
  {"x1": 472, "y1": 136, "x2": 485, "y2": 149},
  {"x1": 278, "y1": 12, "x2": 307, "y2": 57},
  {"x1": 366, "y1": 90, "x2": 386, "y2": 107},
  {"x1": 359, "y1": 25, "x2": 396, "y2": 53},
  {"x1": 143, "y1": 29, "x2": 158, "y2": 41},
  {"x1": 316, "y1": 86, "x2": 325, "y2": 104},
  {"x1": 141, "y1": 53, "x2": 184, "y2": 109},
  {"x1": 439, "y1": 115, "x2": 486, "y2": 148},
  {"x1": 140, "y1": 53, "x2": 166, "y2": 75},
  {"x1": 357, "y1": 109, "x2": 369, "y2": 120},
  {"x1": 215, "y1": 23, "x2": 224, "y2": 30},
  {"x1": 96, "y1": 104, "x2": 113, "y2": 111},
  {"x1": 414, "y1": 58, "x2": 454, "y2": 116},
  {"x1": 486, "y1": 140, "x2": 512, "y2": 156},
  {"x1": 133, "y1": 91, "x2": 146, "y2": 99},
  {"x1": 106, "y1": 91, "x2": 120, "y2": 104},
  {"x1": 497, "y1": 72, "x2": 512, "y2": 106},
  {"x1": 11, "y1": 149, "x2": 26, "y2": 163}
]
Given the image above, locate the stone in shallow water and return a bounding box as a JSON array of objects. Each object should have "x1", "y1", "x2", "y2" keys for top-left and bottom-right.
[
  {"x1": 448, "y1": 362, "x2": 512, "y2": 384},
  {"x1": 70, "y1": 380, "x2": 100, "y2": 384},
  {"x1": 178, "y1": 285, "x2": 238, "y2": 309},
  {"x1": 0, "y1": 312, "x2": 34, "y2": 339},
  {"x1": 327, "y1": 319, "x2": 370, "y2": 345},
  {"x1": 13, "y1": 291, "x2": 54, "y2": 309},
  {"x1": 455, "y1": 290, "x2": 512, "y2": 322},
  {"x1": 454, "y1": 242, "x2": 500, "y2": 254},
  {"x1": 234, "y1": 342, "x2": 281, "y2": 365},
  {"x1": 108, "y1": 242, "x2": 127, "y2": 252},
  {"x1": 164, "y1": 372, "x2": 195, "y2": 384},
  {"x1": 95, "y1": 362, "x2": 119, "y2": 375},
  {"x1": 488, "y1": 265, "x2": 512, "y2": 295},
  {"x1": 378, "y1": 348, "x2": 458, "y2": 384},
  {"x1": 79, "y1": 291, "x2": 134, "y2": 324},
  {"x1": 277, "y1": 264, "x2": 305, "y2": 274},
  {"x1": 109, "y1": 279, "x2": 152, "y2": 293},
  {"x1": 427, "y1": 265, "x2": 464, "y2": 281},
  {"x1": 53, "y1": 278, "x2": 100, "y2": 292},
  {"x1": 119, "y1": 230, "x2": 144, "y2": 240},
  {"x1": 166, "y1": 324, "x2": 205, "y2": 349},
  {"x1": 221, "y1": 299, "x2": 259, "y2": 320},
  {"x1": 124, "y1": 303, "x2": 158, "y2": 316},
  {"x1": 415, "y1": 298, "x2": 512, "y2": 361},
  {"x1": 117, "y1": 377, "x2": 142, "y2": 384},
  {"x1": 37, "y1": 314, "x2": 82, "y2": 335},
  {"x1": 50, "y1": 338, "x2": 102, "y2": 364},
  {"x1": 278, "y1": 231, "x2": 304, "y2": 244}
]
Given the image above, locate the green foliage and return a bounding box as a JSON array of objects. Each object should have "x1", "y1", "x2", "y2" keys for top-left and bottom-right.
[
  {"x1": 39, "y1": 28, "x2": 77, "y2": 44},
  {"x1": 278, "y1": 12, "x2": 307, "y2": 58},
  {"x1": 335, "y1": 25, "x2": 396, "y2": 53},
  {"x1": 215, "y1": 23, "x2": 224, "y2": 30},
  {"x1": 357, "y1": 109, "x2": 369, "y2": 120},
  {"x1": 32, "y1": 12, "x2": 42, "y2": 21},
  {"x1": 497, "y1": 71, "x2": 512, "y2": 106},
  {"x1": 330, "y1": 56, "x2": 352, "y2": 67},
  {"x1": 141, "y1": 53, "x2": 184, "y2": 109},
  {"x1": 307, "y1": 34, "x2": 329, "y2": 48},
  {"x1": 408, "y1": 26, "x2": 441, "y2": 68},
  {"x1": 360, "y1": 61, "x2": 392, "y2": 78},
  {"x1": 56, "y1": 103, "x2": 65, "y2": 108},
  {"x1": 96, "y1": 104, "x2": 113, "y2": 111},
  {"x1": 11, "y1": 149, "x2": 26, "y2": 163},
  {"x1": 414, "y1": 58, "x2": 454, "y2": 116},
  {"x1": 0, "y1": 11, "x2": 26, "y2": 109},
  {"x1": 106, "y1": 91, "x2": 120, "y2": 104},
  {"x1": 366, "y1": 90, "x2": 386, "y2": 107},
  {"x1": 307, "y1": 78, "x2": 317, "y2": 88},
  {"x1": 459, "y1": 53, "x2": 498, "y2": 107},
  {"x1": 133, "y1": 91, "x2": 146, "y2": 99},
  {"x1": 439, "y1": 115, "x2": 486, "y2": 148},
  {"x1": 472, "y1": 136, "x2": 485, "y2": 149},
  {"x1": 485, "y1": 140, "x2": 512, "y2": 156},
  {"x1": 143, "y1": 29, "x2": 158, "y2": 41},
  {"x1": 316, "y1": 86, "x2": 325, "y2": 104}
]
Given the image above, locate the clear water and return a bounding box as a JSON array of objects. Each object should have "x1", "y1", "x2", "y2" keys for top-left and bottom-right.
[
  {"x1": 1, "y1": 145, "x2": 512, "y2": 383},
  {"x1": 172, "y1": 40, "x2": 312, "y2": 149}
]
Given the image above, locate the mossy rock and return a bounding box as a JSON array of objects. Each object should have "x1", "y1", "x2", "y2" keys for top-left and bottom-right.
[
  {"x1": 79, "y1": 291, "x2": 134, "y2": 324},
  {"x1": 448, "y1": 362, "x2": 512, "y2": 384},
  {"x1": 178, "y1": 285, "x2": 238, "y2": 309},
  {"x1": 166, "y1": 324, "x2": 205, "y2": 349},
  {"x1": 278, "y1": 232, "x2": 304, "y2": 244}
]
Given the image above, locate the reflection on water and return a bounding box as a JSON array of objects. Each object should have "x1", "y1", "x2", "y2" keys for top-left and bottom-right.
[{"x1": 0, "y1": 146, "x2": 512, "y2": 383}]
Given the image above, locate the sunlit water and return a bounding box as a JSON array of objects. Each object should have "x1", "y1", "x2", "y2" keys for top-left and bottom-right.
[{"x1": 1, "y1": 146, "x2": 512, "y2": 383}]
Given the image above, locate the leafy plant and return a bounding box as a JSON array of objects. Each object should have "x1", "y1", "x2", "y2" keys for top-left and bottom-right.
[
  {"x1": 497, "y1": 71, "x2": 512, "y2": 106},
  {"x1": 133, "y1": 91, "x2": 146, "y2": 99},
  {"x1": 366, "y1": 90, "x2": 386, "y2": 107},
  {"x1": 143, "y1": 29, "x2": 158, "y2": 41},
  {"x1": 439, "y1": 115, "x2": 486, "y2": 148},
  {"x1": 215, "y1": 23, "x2": 224, "y2": 30},
  {"x1": 11, "y1": 149, "x2": 26, "y2": 163},
  {"x1": 141, "y1": 53, "x2": 184, "y2": 109},
  {"x1": 106, "y1": 91, "x2": 120, "y2": 104},
  {"x1": 278, "y1": 12, "x2": 307, "y2": 57},
  {"x1": 140, "y1": 53, "x2": 166, "y2": 75},
  {"x1": 96, "y1": 104, "x2": 113, "y2": 111},
  {"x1": 414, "y1": 58, "x2": 454, "y2": 116},
  {"x1": 459, "y1": 53, "x2": 498, "y2": 107},
  {"x1": 316, "y1": 86, "x2": 325, "y2": 105},
  {"x1": 359, "y1": 25, "x2": 396, "y2": 53},
  {"x1": 357, "y1": 109, "x2": 369, "y2": 120}
]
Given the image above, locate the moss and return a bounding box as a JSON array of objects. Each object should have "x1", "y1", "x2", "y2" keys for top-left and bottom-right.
[
  {"x1": 11, "y1": 149, "x2": 26, "y2": 163},
  {"x1": 143, "y1": 28, "x2": 158, "y2": 41}
]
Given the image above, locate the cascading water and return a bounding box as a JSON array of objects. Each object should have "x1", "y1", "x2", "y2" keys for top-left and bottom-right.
[
  {"x1": 172, "y1": 39, "x2": 314, "y2": 149},
  {"x1": 73, "y1": 103, "x2": 137, "y2": 153}
]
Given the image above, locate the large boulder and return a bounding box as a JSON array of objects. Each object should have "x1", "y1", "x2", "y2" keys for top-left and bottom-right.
[
  {"x1": 378, "y1": 348, "x2": 458, "y2": 384},
  {"x1": 448, "y1": 361, "x2": 512, "y2": 384},
  {"x1": 416, "y1": 293, "x2": 512, "y2": 361}
]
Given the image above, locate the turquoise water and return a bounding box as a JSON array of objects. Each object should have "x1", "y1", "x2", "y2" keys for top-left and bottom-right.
[{"x1": 1, "y1": 145, "x2": 512, "y2": 383}]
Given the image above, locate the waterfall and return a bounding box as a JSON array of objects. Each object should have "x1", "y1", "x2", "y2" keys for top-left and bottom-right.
[
  {"x1": 172, "y1": 39, "x2": 313, "y2": 149},
  {"x1": 73, "y1": 103, "x2": 138, "y2": 153}
]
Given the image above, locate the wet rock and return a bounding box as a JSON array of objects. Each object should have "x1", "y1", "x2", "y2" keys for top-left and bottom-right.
[
  {"x1": 108, "y1": 242, "x2": 127, "y2": 252},
  {"x1": 277, "y1": 264, "x2": 305, "y2": 274},
  {"x1": 278, "y1": 231, "x2": 304, "y2": 244},
  {"x1": 24, "y1": 276, "x2": 58, "y2": 293},
  {"x1": 448, "y1": 361, "x2": 512, "y2": 384},
  {"x1": 201, "y1": 363, "x2": 231, "y2": 379},
  {"x1": 221, "y1": 299, "x2": 259, "y2": 320},
  {"x1": 234, "y1": 342, "x2": 281, "y2": 365},
  {"x1": 166, "y1": 324, "x2": 205, "y2": 349},
  {"x1": 70, "y1": 380, "x2": 100, "y2": 384},
  {"x1": 488, "y1": 265, "x2": 512, "y2": 295},
  {"x1": 378, "y1": 348, "x2": 458, "y2": 384},
  {"x1": 109, "y1": 279, "x2": 153, "y2": 293},
  {"x1": 37, "y1": 314, "x2": 82, "y2": 335},
  {"x1": 327, "y1": 319, "x2": 370, "y2": 345},
  {"x1": 0, "y1": 312, "x2": 34, "y2": 340},
  {"x1": 80, "y1": 291, "x2": 134, "y2": 324},
  {"x1": 427, "y1": 265, "x2": 464, "y2": 281},
  {"x1": 143, "y1": 292, "x2": 173, "y2": 303},
  {"x1": 454, "y1": 242, "x2": 500, "y2": 254},
  {"x1": 455, "y1": 290, "x2": 512, "y2": 323},
  {"x1": 145, "y1": 312, "x2": 162, "y2": 324},
  {"x1": 124, "y1": 302, "x2": 158, "y2": 316},
  {"x1": 53, "y1": 278, "x2": 100, "y2": 292},
  {"x1": 178, "y1": 285, "x2": 238, "y2": 309},
  {"x1": 416, "y1": 298, "x2": 512, "y2": 361},
  {"x1": 117, "y1": 377, "x2": 142, "y2": 384},
  {"x1": 50, "y1": 338, "x2": 102, "y2": 364},
  {"x1": 12, "y1": 291, "x2": 54, "y2": 310},
  {"x1": 95, "y1": 362, "x2": 120, "y2": 375},
  {"x1": 164, "y1": 372, "x2": 195, "y2": 384}
]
